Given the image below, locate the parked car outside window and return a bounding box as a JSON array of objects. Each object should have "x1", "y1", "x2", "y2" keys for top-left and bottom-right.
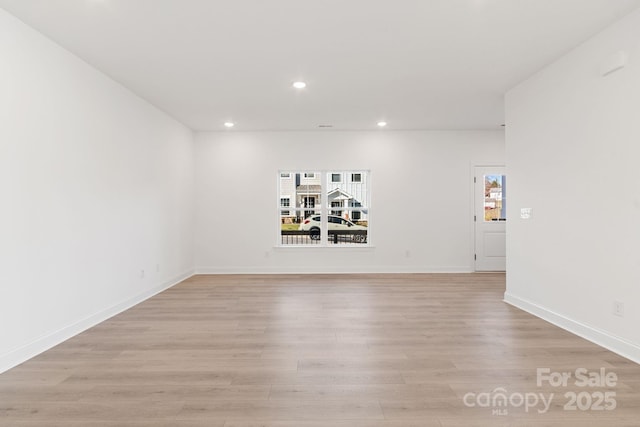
[{"x1": 299, "y1": 215, "x2": 367, "y2": 242}]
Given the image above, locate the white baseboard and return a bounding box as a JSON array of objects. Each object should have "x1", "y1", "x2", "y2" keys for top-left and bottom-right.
[
  {"x1": 504, "y1": 292, "x2": 640, "y2": 364},
  {"x1": 195, "y1": 266, "x2": 474, "y2": 274},
  {"x1": 0, "y1": 269, "x2": 194, "y2": 374}
]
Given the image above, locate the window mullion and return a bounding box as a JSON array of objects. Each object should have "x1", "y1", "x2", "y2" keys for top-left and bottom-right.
[{"x1": 320, "y1": 171, "x2": 327, "y2": 245}]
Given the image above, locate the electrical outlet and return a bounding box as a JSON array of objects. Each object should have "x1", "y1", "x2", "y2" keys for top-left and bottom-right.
[
  {"x1": 613, "y1": 301, "x2": 624, "y2": 317},
  {"x1": 140, "y1": 269, "x2": 145, "y2": 279}
]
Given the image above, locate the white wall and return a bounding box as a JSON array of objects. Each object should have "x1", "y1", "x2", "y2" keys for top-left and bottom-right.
[
  {"x1": 194, "y1": 131, "x2": 504, "y2": 273},
  {"x1": 505, "y1": 9, "x2": 640, "y2": 362},
  {"x1": 0, "y1": 9, "x2": 195, "y2": 372}
]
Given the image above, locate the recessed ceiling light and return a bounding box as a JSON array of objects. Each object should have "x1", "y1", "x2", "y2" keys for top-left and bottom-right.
[
  {"x1": 224, "y1": 122, "x2": 234, "y2": 128},
  {"x1": 377, "y1": 121, "x2": 387, "y2": 127},
  {"x1": 293, "y1": 81, "x2": 307, "y2": 89}
]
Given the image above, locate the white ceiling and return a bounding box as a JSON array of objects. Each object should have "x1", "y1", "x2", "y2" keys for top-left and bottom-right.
[{"x1": 2, "y1": 0, "x2": 640, "y2": 131}]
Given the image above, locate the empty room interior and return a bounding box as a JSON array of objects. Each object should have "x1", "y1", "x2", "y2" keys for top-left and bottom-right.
[{"x1": 2, "y1": 0, "x2": 640, "y2": 425}]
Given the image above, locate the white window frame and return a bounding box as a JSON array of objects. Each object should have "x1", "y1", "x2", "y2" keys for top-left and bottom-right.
[{"x1": 278, "y1": 170, "x2": 370, "y2": 247}]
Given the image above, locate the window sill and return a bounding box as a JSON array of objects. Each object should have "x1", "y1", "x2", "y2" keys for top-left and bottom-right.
[{"x1": 274, "y1": 245, "x2": 375, "y2": 250}]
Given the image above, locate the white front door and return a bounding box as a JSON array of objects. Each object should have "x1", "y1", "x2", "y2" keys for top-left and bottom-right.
[{"x1": 474, "y1": 166, "x2": 506, "y2": 271}]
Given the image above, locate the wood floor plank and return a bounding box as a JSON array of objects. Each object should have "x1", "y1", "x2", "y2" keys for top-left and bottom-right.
[
  {"x1": 223, "y1": 421, "x2": 441, "y2": 427},
  {"x1": 1, "y1": 273, "x2": 639, "y2": 426},
  {"x1": 176, "y1": 400, "x2": 385, "y2": 421}
]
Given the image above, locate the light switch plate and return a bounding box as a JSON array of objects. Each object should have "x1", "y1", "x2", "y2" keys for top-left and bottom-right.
[{"x1": 520, "y1": 208, "x2": 533, "y2": 219}]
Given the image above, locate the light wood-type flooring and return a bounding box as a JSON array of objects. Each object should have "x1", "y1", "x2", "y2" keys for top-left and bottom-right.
[{"x1": 1, "y1": 273, "x2": 639, "y2": 426}]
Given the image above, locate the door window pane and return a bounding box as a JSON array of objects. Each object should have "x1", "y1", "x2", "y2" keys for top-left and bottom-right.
[{"x1": 484, "y1": 175, "x2": 506, "y2": 221}]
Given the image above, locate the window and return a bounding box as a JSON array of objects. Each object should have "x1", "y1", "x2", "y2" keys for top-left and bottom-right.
[
  {"x1": 280, "y1": 197, "x2": 290, "y2": 216},
  {"x1": 279, "y1": 171, "x2": 370, "y2": 246},
  {"x1": 484, "y1": 175, "x2": 506, "y2": 221}
]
